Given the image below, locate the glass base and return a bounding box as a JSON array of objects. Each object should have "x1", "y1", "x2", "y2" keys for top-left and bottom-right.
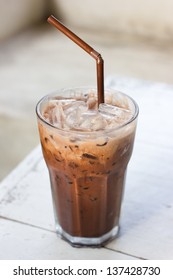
[{"x1": 55, "y1": 224, "x2": 120, "y2": 247}]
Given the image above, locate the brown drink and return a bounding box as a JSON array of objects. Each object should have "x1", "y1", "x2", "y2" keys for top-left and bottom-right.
[{"x1": 36, "y1": 87, "x2": 138, "y2": 246}]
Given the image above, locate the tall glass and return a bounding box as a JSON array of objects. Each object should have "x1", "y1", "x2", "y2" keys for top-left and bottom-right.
[{"x1": 36, "y1": 87, "x2": 138, "y2": 247}]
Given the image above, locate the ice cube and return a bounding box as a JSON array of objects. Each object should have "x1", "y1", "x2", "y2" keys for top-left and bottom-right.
[
  {"x1": 77, "y1": 111, "x2": 107, "y2": 131},
  {"x1": 99, "y1": 103, "x2": 130, "y2": 116},
  {"x1": 99, "y1": 103, "x2": 132, "y2": 123},
  {"x1": 64, "y1": 101, "x2": 87, "y2": 115},
  {"x1": 98, "y1": 103, "x2": 133, "y2": 129},
  {"x1": 87, "y1": 97, "x2": 97, "y2": 110},
  {"x1": 51, "y1": 104, "x2": 65, "y2": 128},
  {"x1": 61, "y1": 99, "x2": 77, "y2": 108},
  {"x1": 64, "y1": 101, "x2": 88, "y2": 129}
]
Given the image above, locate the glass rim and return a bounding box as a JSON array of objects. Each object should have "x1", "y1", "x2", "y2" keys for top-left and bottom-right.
[{"x1": 36, "y1": 86, "x2": 139, "y2": 135}]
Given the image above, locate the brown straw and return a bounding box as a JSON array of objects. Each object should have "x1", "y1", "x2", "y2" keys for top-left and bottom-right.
[{"x1": 47, "y1": 15, "x2": 104, "y2": 105}]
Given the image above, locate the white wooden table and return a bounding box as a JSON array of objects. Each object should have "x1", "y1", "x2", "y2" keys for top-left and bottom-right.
[{"x1": 0, "y1": 77, "x2": 173, "y2": 260}]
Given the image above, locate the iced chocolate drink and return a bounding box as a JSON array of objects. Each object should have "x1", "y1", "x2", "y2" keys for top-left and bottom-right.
[{"x1": 36, "y1": 87, "x2": 138, "y2": 246}]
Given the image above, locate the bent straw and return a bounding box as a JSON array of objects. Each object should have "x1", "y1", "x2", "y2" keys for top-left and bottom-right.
[{"x1": 47, "y1": 15, "x2": 104, "y2": 105}]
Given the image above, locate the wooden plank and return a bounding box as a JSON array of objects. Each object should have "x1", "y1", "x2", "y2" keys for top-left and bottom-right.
[
  {"x1": 0, "y1": 218, "x2": 137, "y2": 260},
  {"x1": 0, "y1": 147, "x2": 55, "y2": 231},
  {"x1": 0, "y1": 146, "x2": 43, "y2": 201}
]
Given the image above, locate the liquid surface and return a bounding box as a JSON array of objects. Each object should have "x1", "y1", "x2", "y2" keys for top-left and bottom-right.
[{"x1": 42, "y1": 93, "x2": 133, "y2": 131}]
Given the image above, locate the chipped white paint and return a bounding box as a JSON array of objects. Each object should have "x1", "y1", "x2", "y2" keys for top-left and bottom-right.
[{"x1": 0, "y1": 77, "x2": 173, "y2": 259}]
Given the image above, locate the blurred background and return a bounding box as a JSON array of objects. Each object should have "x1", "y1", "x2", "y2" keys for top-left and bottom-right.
[{"x1": 0, "y1": 0, "x2": 173, "y2": 181}]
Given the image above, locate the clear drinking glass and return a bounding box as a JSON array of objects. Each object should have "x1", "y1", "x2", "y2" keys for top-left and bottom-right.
[{"x1": 36, "y1": 87, "x2": 138, "y2": 247}]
